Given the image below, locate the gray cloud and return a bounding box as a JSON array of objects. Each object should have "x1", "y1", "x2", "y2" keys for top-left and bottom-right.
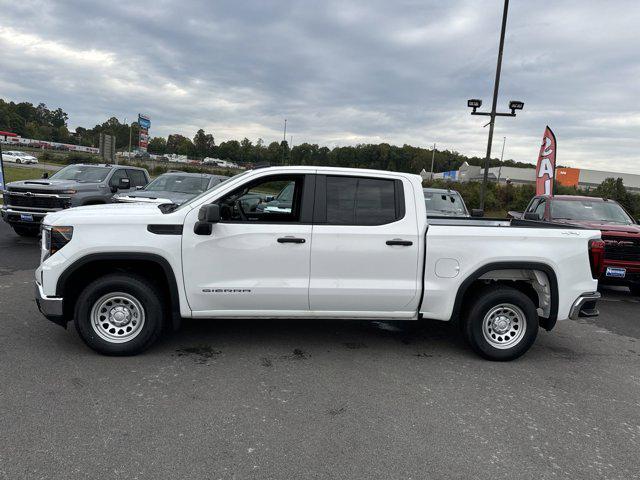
[{"x1": 1, "y1": 0, "x2": 639, "y2": 172}]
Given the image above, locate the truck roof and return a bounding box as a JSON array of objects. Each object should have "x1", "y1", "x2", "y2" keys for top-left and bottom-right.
[
  {"x1": 73, "y1": 163, "x2": 147, "y2": 170},
  {"x1": 250, "y1": 165, "x2": 422, "y2": 182},
  {"x1": 547, "y1": 195, "x2": 612, "y2": 202}
]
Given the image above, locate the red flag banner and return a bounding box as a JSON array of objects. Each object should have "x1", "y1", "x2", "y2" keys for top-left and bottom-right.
[{"x1": 535, "y1": 126, "x2": 557, "y2": 196}]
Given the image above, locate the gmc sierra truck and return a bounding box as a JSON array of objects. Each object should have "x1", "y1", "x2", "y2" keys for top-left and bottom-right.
[
  {"x1": 35, "y1": 166, "x2": 602, "y2": 360},
  {"x1": 2, "y1": 163, "x2": 149, "y2": 236}
]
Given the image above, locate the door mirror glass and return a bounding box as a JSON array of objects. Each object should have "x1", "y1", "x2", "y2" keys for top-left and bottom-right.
[
  {"x1": 118, "y1": 177, "x2": 131, "y2": 190},
  {"x1": 198, "y1": 204, "x2": 221, "y2": 223}
]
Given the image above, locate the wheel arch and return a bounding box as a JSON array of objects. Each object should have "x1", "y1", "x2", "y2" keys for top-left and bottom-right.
[
  {"x1": 56, "y1": 252, "x2": 182, "y2": 330},
  {"x1": 450, "y1": 261, "x2": 559, "y2": 331}
]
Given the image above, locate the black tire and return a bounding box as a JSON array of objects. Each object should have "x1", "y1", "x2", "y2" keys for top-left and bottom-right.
[
  {"x1": 462, "y1": 285, "x2": 539, "y2": 361},
  {"x1": 12, "y1": 225, "x2": 40, "y2": 237},
  {"x1": 74, "y1": 274, "x2": 165, "y2": 355},
  {"x1": 15, "y1": 159, "x2": 21, "y2": 164},
  {"x1": 629, "y1": 284, "x2": 640, "y2": 297}
]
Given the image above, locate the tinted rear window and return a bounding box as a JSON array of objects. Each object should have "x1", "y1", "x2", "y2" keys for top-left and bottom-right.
[{"x1": 326, "y1": 176, "x2": 397, "y2": 225}]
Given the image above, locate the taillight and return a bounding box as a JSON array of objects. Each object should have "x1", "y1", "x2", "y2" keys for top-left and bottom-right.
[{"x1": 588, "y1": 239, "x2": 605, "y2": 279}]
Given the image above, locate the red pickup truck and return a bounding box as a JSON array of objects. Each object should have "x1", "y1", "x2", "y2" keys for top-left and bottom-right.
[{"x1": 511, "y1": 195, "x2": 640, "y2": 295}]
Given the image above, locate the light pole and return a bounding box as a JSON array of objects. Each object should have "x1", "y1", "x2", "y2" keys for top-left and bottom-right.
[
  {"x1": 282, "y1": 118, "x2": 287, "y2": 166},
  {"x1": 496, "y1": 136, "x2": 506, "y2": 183},
  {"x1": 467, "y1": 0, "x2": 524, "y2": 211},
  {"x1": 429, "y1": 142, "x2": 436, "y2": 180}
]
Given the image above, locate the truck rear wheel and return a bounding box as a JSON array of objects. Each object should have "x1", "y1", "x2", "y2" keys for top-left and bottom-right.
[
  {"x1": 462, "y1": 285, "x2": 538, "y2": 361},
  {"x1": 74, "y1": 274, "x2": 165, "y2": 355}
]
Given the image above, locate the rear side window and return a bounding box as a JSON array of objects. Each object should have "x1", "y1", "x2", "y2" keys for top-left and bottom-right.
[
  {"x1": 126, "y1": 169, "x2": 148, "y2": 187},
  {"x1": 324, "y1": 176, "x2": 399, "y2": 226}
]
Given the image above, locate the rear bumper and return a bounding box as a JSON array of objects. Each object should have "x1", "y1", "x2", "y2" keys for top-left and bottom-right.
[
  {"x1": 569, "y1": 291, "x2": 601, "y2": 320},
  {"x1": 34, "y1": 281, "x2": 67, "y2": 327}
]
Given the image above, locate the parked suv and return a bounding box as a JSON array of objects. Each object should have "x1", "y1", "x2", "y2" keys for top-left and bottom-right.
[
  {"x1": 2, "y1": 163, "x2": 149, "y2": 236},
  {"x1": 511, "y1": 195, "x2": 640, "y2": 295}
]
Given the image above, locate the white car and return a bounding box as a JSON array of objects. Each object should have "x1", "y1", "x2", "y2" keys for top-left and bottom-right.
[
  {"x1": 2, "y1": 150, "x2": 38, "y2": 164},
  {"x1": 35, "y1": 166, "x2": 602, "y2": 360}
]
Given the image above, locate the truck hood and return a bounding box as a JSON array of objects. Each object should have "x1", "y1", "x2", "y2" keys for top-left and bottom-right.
[
  {"x1": 44, "y1": 202, "x2": 167, "y2": 226},
  {"x1": 116, "y1": 190, "x2": 194, "y2": 205},
  {"x1": 6, "y1": 179, "x2": 99, "y2": 191},
  {"x1": 553, "y1": 218, "x2": 640, "y2": 235}
]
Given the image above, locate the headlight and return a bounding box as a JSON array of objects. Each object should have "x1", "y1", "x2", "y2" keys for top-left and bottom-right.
[{"x1": 42, "y1": 225, "x2": 73, "y2": 260}]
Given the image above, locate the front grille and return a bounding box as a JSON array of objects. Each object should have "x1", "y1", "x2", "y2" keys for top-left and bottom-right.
[
  {"x1": 603, "y1": 237, "x2": 640, "y2": 261},
  {"x1": 4, "y1": 193, "x2": 66, "y2": 209}
]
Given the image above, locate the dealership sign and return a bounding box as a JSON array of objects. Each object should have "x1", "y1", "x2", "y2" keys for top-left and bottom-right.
[
  {"x1": 536, "y1": 126, "x2": 557, "y2": 196},
  {"x1": 138, "y1": 114, "x2": 150, "y2": 151},
  {"x1": 0, "y1": 146, "x2": 5, "y2": 192}
]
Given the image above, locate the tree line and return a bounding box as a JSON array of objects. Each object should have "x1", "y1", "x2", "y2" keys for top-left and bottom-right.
[{"x1": 0, "y1": 98, "x2": 536, "y2": 175}]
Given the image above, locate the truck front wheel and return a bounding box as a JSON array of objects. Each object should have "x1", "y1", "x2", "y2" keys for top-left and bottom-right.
[
  {"x1": 74, "y1": 274, "x2": 165, "y2": 355},
  {"x1": 462, "y1": 285, "x2": 539, "y2": 361}
]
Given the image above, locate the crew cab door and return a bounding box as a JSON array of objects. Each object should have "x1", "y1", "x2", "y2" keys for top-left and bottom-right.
[
  {"x1": 309, "y1": 174, "x2": 421, "y2": 316},
  {"x1": 182, "y1": 172, "x2": 315, "y2": 316}
]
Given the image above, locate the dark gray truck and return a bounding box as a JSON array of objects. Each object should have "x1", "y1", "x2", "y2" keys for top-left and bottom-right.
[{"x1": 1, "y1": 163, "x2": 149, "y2": 236}]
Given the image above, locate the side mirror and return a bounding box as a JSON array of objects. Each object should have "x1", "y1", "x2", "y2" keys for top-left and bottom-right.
[
  {"x1": 136, "y1": 185, "x2": 144, "y2": 190},
  {"x1": 264, "y1": 195, "x2": 275, "y2": 202},
  {"x1": 523, "y1": 212, "x2": 541, "y2": 221},
  {"x1": 194, "y1": 204, "x2": 220, "y2": 235},
  {"x1": 198, "y1": 203, "x2": 221, "y2": 222},
  {"x1": 118, "y1": 177, "x2": 131, "y2": 190},
  {"x1": 42, "y1": 172, "x2": 49, "y2": 179},
  {"x1": 470, "y1": 209, "x2": 484, "y2": 217}
]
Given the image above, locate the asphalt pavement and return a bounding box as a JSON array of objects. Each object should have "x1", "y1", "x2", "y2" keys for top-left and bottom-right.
[{"x1": 1, "y1": 219, "x2": 639, "y2": 480}]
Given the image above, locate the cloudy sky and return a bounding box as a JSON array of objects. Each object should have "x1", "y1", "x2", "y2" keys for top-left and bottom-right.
[{"x1": 1, "y1": 0, "x2": 639, "y2": 172}]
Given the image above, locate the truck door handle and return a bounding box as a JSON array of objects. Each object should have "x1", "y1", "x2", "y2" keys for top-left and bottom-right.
[
  {"x1": 386, "y1": 239, "x2": 413, "y2": 246},
  {"x1": 277, "y1": 237, "x2": 306, "y2": 244}
]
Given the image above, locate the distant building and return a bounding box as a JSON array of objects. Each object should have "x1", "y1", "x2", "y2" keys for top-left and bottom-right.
[{"x1": 431, "y1": 161, "x2": 640, "y2": 193}]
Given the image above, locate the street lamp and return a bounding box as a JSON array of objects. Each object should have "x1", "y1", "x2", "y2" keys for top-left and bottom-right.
[{"x1": 466, "y1": 0, "x2": 525, "y2": 212}]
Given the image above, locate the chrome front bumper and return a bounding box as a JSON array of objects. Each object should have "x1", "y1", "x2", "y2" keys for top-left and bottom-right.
[
  {"x1": 34, "y1": 281, "x2": 65, "y2": 322},
  {"x1": 569, "y1": 292, "x2": 601, "y2": 320}
]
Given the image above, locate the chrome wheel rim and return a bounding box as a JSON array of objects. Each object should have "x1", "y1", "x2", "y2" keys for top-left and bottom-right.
[
  {"x1": 90, "y1": 292, "x2": 145, "y2": 343},
  {"x1": 482, "y1": 303, "x2": 527, "y2": 349}
]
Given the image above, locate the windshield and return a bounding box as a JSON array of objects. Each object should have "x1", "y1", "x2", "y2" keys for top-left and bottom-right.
[
  {"x1": 551, "y1": 199, "x2": 634, "y2": 224},
  {"x1": 424, "y1": 190, "x2": 468, "y2": 216},
  {"x1": 50, "y1": 165, "x2": 110, "y2": 182},
  {"x1": 145, "y1": 174, "x2": 210, "y2": 194},
  {"x1": 172, "y1": 171, "x2": 251, "y2": 211}
]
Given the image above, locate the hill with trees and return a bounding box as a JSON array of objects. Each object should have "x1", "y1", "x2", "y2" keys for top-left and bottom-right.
[{"x1": 0, "y1": 98, "x2": 534, "y2": 175}]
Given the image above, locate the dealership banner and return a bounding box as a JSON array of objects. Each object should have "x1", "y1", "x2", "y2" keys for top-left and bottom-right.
[
  {"x1": 138, "y1": 114, "x2": 150, "y2": 152},
  {"x1": 535, "y1": 126, "x2": 557, "y2": 196}
]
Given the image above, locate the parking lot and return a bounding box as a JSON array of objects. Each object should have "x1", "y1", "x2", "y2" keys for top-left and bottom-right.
[{"x1": 1, "y1": 219, "x2": 639, "y2": 480}]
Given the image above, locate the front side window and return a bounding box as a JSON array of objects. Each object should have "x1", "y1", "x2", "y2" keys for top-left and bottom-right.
[
  {"x1": 217, "y1": 175, "x2": 303, "y2": 222},
  {"x1": 326, "y1": 176, "x2": 397, "y2": 226},
  {"x1": 127, "y1": 169, "x2": 148, "y2": 187},
  {"x1": 534, "y1": 200, "x2": 546, "y2": 217},
  {"x1": 109, "y1": 169, "x2": 129, "y2": 187}
]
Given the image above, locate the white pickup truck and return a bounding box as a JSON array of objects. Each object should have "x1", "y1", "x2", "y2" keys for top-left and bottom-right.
[{"x1": 35, "y1": 166, "x2": 603, "y2": 360}]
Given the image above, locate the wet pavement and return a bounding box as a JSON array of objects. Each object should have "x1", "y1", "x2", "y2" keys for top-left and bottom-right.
[{"x1": 1, "y1": 220, "x2": 639, "y2": 479}]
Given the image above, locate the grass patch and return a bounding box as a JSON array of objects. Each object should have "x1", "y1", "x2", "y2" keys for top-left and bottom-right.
[{"x1": 3, "y1": 165, "x2": 51, "y2": 183}]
